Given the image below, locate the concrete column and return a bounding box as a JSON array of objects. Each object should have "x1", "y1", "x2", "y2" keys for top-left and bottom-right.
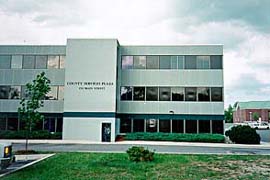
[
  {"x1": 183, "y1": 120, "x2": 186, "y2": 134},
  {"x1": 170, "y1": 120, "x2": 172, "y2": 133},
  {"x1": 144, "y1": 119, "x2": 146, "y2": 132},
  {"x1": 210, "y1": 120, "x2": 213, "y2": 134},
  {"x1": 157, "y1": 119, "x2": 159, "y2": 132},
  {"x1": 55, "y1": 117, "x2": 57, "y2": 132},
  {"x1": 197, "y1": 120, "x2": 199, "y2": 134}
]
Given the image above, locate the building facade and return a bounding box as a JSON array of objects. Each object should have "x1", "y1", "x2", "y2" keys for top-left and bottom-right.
[
  {"x1": 0, "y1": 39, "x2": 224, "y2": 142},
  {"x1": 233, "y1": 101, "x2": 270, "y2": 123}
]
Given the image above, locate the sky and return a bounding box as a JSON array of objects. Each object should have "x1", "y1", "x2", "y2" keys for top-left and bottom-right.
[{"x1": 0, "y1": 0, "x2": 269, "y2": 108}]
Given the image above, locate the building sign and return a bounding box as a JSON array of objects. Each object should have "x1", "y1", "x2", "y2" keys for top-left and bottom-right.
[{"x1": 66, "y1": 81, "x2": 114, "y2": 91}]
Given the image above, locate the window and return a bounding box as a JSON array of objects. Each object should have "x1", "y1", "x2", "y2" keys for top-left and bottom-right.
[
  {"x1": 185, "y1": 56, "x2": 196, "y2": 69},
  {"x1": 35, "y1": 55, "x2": 47, "y2": 69},
  {"x1": 212, "y1": 120, "x2": 224, "y2": 134},
  {"x1": 48, "y1": 55, "x2": 59, "y2": 69},
  {"x1": 45, "y1": 86, "x2": 58, "y2": 100},
  {"x1": 185, "y1": 87, "x2": 197, "y2": 101},
  {"x1": 172, "y1": 120, "x2": 184, "y2": 133},
  {"x1": 7, "y1": 117, "x2": 18, "y2": 131},
  {"x1": 210, "y1": 55, "x2": 223, "y2": 69},
  {"x1": 0, "y1": 86, "x2": 10, "y2": 99},
  {"x1": 11, "y1": 55, "x2": 22, "y2": 68},
  {"x1": 120, "y1": 118, "x2": 131, "y2": 133},
  {"x1": 0, "y1": 55, "x2": 11, "y2": 69},
  {"x1": 133, "y1": 119, "x2": 144, "y2": 132},
  {"x1": 60, "y1": 56, "x2": 65, "y2": 69},
  {"x1": 122, "y1": 56, "x2": 133, "y2": 69},
  {"x1": 146, "y1": 87, "x2": 158, "y2": 101},
  {"x1": 56, "y1": 118, "x2": 63, "y2": 132},
  {"x1": 0, "y1": 116, "x2": 7, "y2": 131},
  {"x1": 21, "y1": 86, "x2": 29, "y2": 99},
  {"x1": 159, "y1": 120, "x2": 170, "y2": 132},
  {"x1": 9, "y1": 86, "x2": 21, "y2": 99},
  {"x1": 146, "y1": 119, "x2": 157, "y2": 132},
  {"x1": 58, "y1": 86, "x2": 64, "y2": 100},
  {"x1": 197, "y1": 87, "x2": 210, "y2": 101},
  {"x1": 159, "y1": 87, "x2": 171, "y2": 101},
  {"x1": 133, "y1": 87, "x2": 145, "y2": 101},
  {"x1": 171, "y1": 87, "x2": 184, "y2": 101},
  {"x1": 23, "y1": 55, "x2": 35, "y2": 69},
  {"x1": 199, "y1": 120, "x2": 210, "y2": 133},
  {"x1": 133, "y1": 56, "x2": 146, "y2": 69},
  {"x1": 146, "y1": 56, "x2": 159, "y2": 69},
  {"x1": 159, "y1": 56, "x2": 171, "y2": 69},
  {"x1": 120, "y1": 86, "x2": 132, "y2": 101},
  {"x1": 211, "y1": 87, "x2": 223, "y2": 101},
  {"x1": 197, "y1": 56, "x2": 210, "y2": 69},
  {"x1": 171, "y1": 56, "x2": 178, "y2": 69},
  {"x1": 178, "y1": 56, "x2": 185, "y2": 69},
  {"x1": 44, "y1": 117, "x2": 56, "y2": 132},
  {"x1": 186, "y1": 120, "x2": 197, "y2": 133},
  {"x1": 268, "y1": 112, "x2": 270, "y2": 121}
]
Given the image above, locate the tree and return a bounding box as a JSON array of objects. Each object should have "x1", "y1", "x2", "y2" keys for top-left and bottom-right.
[
  {"x1": 224, "y1": 104, "x2": 233, "y2": 123},
  {"x1": 252, "y1": 112, "x2": 260, "y2": 121},
  {"x1": 18, "y1": 72, "x2": 51, "y2": 151}
]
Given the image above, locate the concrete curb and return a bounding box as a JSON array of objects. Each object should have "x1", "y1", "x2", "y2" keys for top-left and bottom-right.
[{"x1": 0, "y1": 154, "x2": 55, "y2": 178}]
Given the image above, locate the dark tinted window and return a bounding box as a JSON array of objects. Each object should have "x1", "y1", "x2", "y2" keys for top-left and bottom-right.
[
  {"x1": 60, "y1": 56, "x2": 65, "y2": 69},
  {"x1": 197, "y1": 56, "x2": 210, "y2": 69},
  {"x1": 9, "y1": 86, "x2": 21, "y2": 99},
  {"x1": 211, "y1": 87, "x2": 223, "y2": 101},
  {"x1": 172, "y1": 87, "x2": 184, "y2": 101},
  {"x1": 172, "y1": 120, "x2": 184, "y2": 133},
  {"x1": 185, "y1": 87, "x2": 197, "y2": 101},
  {"x1": 120, "y1": 118, "x2": 131, "y2": 133},
  {"x1": 133, "y1": 87, "x2": 145, "y2": 101},
  {"x1": 133, "y1": 56, "x2": 146, "y2": 69},
  {"x1": 210, "y1": 56, "x2": 222, "y2": 69},
  {"x1": 212, "y1": 120, "x2": 224, "y2": 134},
  {"x1": 146, "y1": 119, "x2": 157, "y2": 132},
  {"x1": 146, "y1": 87, "x2": 158, "y2": 101},
  {"x1": 197, "y1": 87, "x2": 210, "y2": 101},
  {"x1": 199, "y1": 120, "x2": 210, "y2": 133},
  {"x1": 120, "y1": 86, "x2": 132, "y2": 100},
  {"x1": 185, "y1": 56, "x2": 196, "y2": 69},
  {"x1": 186, "y1": 120, "x2": 197, "y2": 133},
  {"x1": 0, "y1": 86, "x2": 10, "y2": 99},
  {"x1": 159, "y1": 120, "x2": 170, "y2": 132},
  {"x1": 133, "y1": 119, "x2": 144, "y2": 132},
  {"x1": 159, "y1": 87, "x2": 171, "y2": 101},
  {"x1": 48, "y1": 55, "x2": 59, "y2": 69}
]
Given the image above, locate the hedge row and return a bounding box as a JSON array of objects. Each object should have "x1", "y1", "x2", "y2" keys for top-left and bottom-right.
[
  {"x1": 125, "y1": 132, "x2": 225, "y2": 143},
  {"x1": 0, "y1": 130, "x2": 62, "y2": 139}
]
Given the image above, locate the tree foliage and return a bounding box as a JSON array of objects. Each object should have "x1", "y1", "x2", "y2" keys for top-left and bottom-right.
[
  {"x1": 224, "y1": 104, "x2": 234, "y2": 123},
  {"x1": 18, "y1": 72, "x2": 51, "y2": 150},
  {"x1": 252, "y1": 112, "x2": 260, "y2": 121}
]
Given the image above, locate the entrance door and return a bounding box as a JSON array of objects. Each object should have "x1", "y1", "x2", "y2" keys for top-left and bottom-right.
[{"x1": 102, "y1": 123, "x2": 111, "y2": 142}]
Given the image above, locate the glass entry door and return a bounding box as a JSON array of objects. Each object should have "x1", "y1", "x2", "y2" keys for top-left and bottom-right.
[{"x1": 102, "y1": 123, "x2": 111, "y2": 142}]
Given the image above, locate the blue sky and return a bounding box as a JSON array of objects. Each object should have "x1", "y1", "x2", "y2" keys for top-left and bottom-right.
[{"x1": 0, "y1": 0, "x2": 269, "y2": 108}]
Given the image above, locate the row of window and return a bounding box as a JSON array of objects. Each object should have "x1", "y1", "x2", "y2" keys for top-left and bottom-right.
[
  {"x1": 120, "y1": 119, "x2": 224, "y2": 134},
  {"x1": 120, "y1": 86, "x2": 223, "y2": 102},
  {"x1": 121, "y1": 55, "x2": 222, "y2": 70},
  {"x1": 0, "y1": 85, "x2": 64, "y2": 100},
  {"x1": 0, "y1": 116, "x2": 62, "y2": 132},
  {"x1": 0, "y1": 55, "x2": 65, "y2": 69}
]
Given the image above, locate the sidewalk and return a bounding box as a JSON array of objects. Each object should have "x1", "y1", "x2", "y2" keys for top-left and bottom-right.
[{"x1": 1, "y1": 139, "x2": 270, "y2": 149}]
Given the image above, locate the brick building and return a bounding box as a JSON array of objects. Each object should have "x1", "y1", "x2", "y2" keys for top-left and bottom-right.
[{"x1": 233, "y1": 101, "x2": 270, "y2": 123}]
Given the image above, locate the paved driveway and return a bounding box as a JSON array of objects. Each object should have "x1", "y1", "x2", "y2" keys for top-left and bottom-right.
[{"x1": 257, "y1": 130, "x2": 270, "y2": 142}]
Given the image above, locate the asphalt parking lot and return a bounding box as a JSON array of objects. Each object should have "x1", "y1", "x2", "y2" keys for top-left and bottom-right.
[{"x1": 257, "y1": 129, "x2": 270, "y2": 142}]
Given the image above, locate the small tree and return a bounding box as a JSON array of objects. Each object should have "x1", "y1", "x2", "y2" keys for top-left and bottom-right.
[
  {"x1": 224, "y1": 104, "x2": 233, "y2": 123},
  {"x1": 18, "y1": 72, "x2": 51, "y2": 151},
  {"x1": 252, "y1": 112, "x2": 260, "y2": 121}
]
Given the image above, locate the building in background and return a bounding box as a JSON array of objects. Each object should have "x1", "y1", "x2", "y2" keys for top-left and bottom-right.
[
  {"x1": 233, "y1": 101, "x2": 270, "y2": 123},
  {"x1": 0, "y1": 39, "x2": 224, "y2": 142}
]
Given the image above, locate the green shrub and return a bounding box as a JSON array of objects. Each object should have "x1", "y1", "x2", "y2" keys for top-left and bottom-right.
[
  {"x1": 125, "y1": 132, "x2": 225, "y2": 143},
  {"x1": 225, "y1": 125, "x2": 260, "y2": 144},
  {"x1": 126, "y1": 146, "x2": 155, "y2": 162},
  {"x1": 0, "y1": 130, "x2": 62, "y2": 139}
]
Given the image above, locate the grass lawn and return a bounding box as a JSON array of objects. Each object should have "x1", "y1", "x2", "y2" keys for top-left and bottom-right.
[{"x1": 3, "y1": 153, "x2": 270, "y2": 180}]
